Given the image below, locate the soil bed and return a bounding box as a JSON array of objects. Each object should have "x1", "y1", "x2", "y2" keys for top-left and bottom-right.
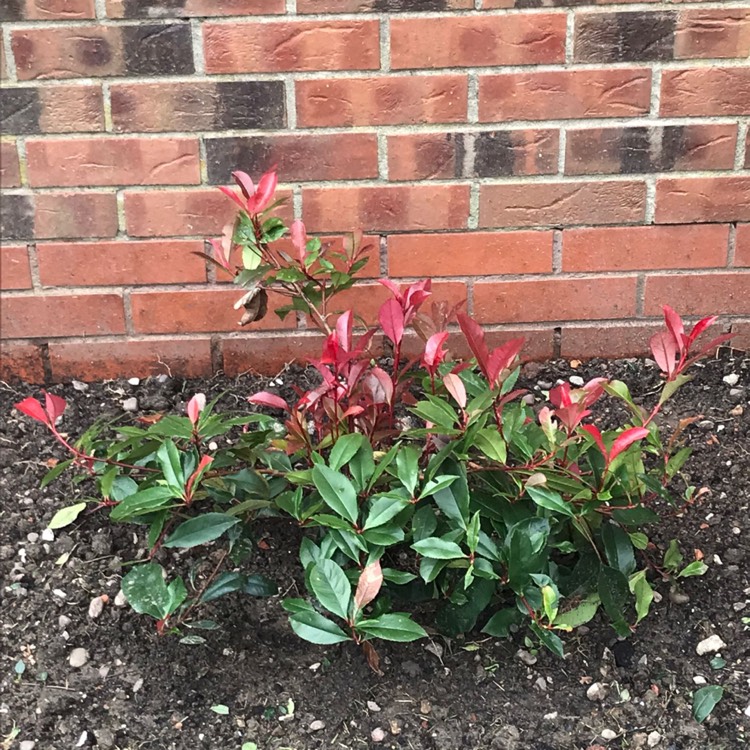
[{"x1": 1, "y1": 352, "x2": 748, "y2": 750}]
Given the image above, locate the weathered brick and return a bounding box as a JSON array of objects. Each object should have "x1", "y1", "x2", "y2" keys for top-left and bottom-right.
[
  {"x1": 35, "y1": 192, "x2": 118, "y2": 239},
  {"x1": 124, "y1": 188, "x2": 293, "y2": 237},
  {"x1": 562, "y1": 224, "x2": 729, "y2": 272},
  {"x1": 390, "y1": 14, "x2": 565, "y2": 68},
  {"x1": 560, "y1": 324, "x2": 663, "y2": 359},
  {"x1": 479, "y1": 68, "x2": 650, "y2": 122},
  {"x1": 204, "y1": 20, "x2": 379, "y2": 74},
  {"x1": 0, "y1": 194, "x2": 34, "y2": 241},
  {"x1": 479, "y1": 181, "x2": 646, "y2": 228},
  {"x1": 1, "y1": 0, "x2": 95, "y2": 20},
  {"x1": 675, "y1": 9, "x2": 750, "y2": 59},
  {"x1": 0, "y1": 342, "x2": 45, "y2": 384},
  {"x1": 0, "y1": 85, "x2": 104, "y2": 134},
  {"x1": 661, "y1": 68, "x2": 750, "y2": 116},
  {"x1": 26, "y1": 137, "x2": 200, "y2": 188},
  {"x1": 302, "y1": 185, "x2": 470, "y2": 232},
  {"x1": 0, "y1": 245, "x2": 32, "y2": 289},
  {"x1": 49, "y1": 338, "x2": 213, "y2": 381},
  {"x1": 729, "y1": 322, "x2": 750, "y2": 352},
  {"x1": 1, "y1": 294, "x2": 126, "y2": 338},
  {"x1": 12, "y1": 24, "x2": 193, "y2": 80},
  {"x1": 387, "y1": 130, "x2": 558, "y2": 181},
  {"x1": 222, "y1": 334, "x2": 327, "y2": 376},
  {"x1": 644, "y1": 273, "x2": 750, "y2": 316},
  {"x1": 746, "y1": 130, "x2": 750, "y2": 169},
  {"x1": 106, "y1": 0, "x2": 284, "y2": 18},
  {"x1": 388, "y1": 231, "x2": 553, "y2": 277},
  {"x1": 297, "y1": 0, "x2": 473, "y2": 11},
  {"x1": 0, "y1": 142, "x2": 21, "y2": 188},
  {"x1": 206, "y1": 134, "x2": 378, "y2": 183},
  {"x1": 574, "y1": 11, "x2": 676, "y2": 63},
  {"x1": 130, "y1": 289, "x2": 295, "y2": 334},
  {"x1": 36, "y1": 240, "x2": 207, "y2": 286},
  {"x1": 733, "y1": 224, "x2": 750, "y2": 267},
  {"x1": 565, "y1": 124, "x2": 737, "y2": 175},
  {"x1": 1, "y1": 44, "x2": 6, "y2": 80},
  {"x1": 111, "y1": 80, "x2": 285, "y2": 132},
  {"x1": 656, "y1": 177, "x2": 750, "y2": 223},
  {"x1": 297, "y1": 76, "x2": 468, "y2": 127},
  {"x1": 474, "y1": 276, "x2": 637, "y2": 324}
]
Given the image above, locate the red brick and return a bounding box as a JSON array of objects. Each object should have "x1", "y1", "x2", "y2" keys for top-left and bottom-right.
[
  {"x1": 0, "y1": 245, "x2": 32, "y2": 290},
  {"x1": 560, "y1": 324, "x2": 663, "y2": 359},
  {"x1": 1, "y1": 142, "x2": 21, "y2": 188},
  {"x1": 131, "y1": 289, "x2": 295, "y2": 334},
  {"x1": 746, "y1": 130, "x2": 750, "y2": 169},
  {"x1": 297, "y1": 0, "x2": 472, "y2": 10},
  {"x1": 390, "y1": 14, "x2": 565, "y2": 69},
  {"x1": 474, "y1": 276, "x2": 637, "y2": 324},
  {"x1": 387, "y1": 133, "x2": 458, "y2": 181},
  {"x1": 36, "y1": 192, "x2": 118, "y2": 239},
  {"x1": 204, "y1": 20, "x2": 379, "y2": 74},
  {"x1": 302, "y1": 185, "x2": 470, "y2": 232},
  {"x1": 656, "y1": 178, "x2": 750, "y2": 224},
  {"x1": 25, "y1": 137, "x2": 200, "y2": 188},
  {"x1": 106, "y1": 0, "x2": 284, "y2": 17},
  {"x1": 479, "y1": 68, "x2": 650, "y2": 122},
  {"x1": 388, "y1": 231, "x2": 553, "y2": 277},
  {"x1": 124, "y1": 188, "x2": 293, "y2": 238},
  {"x1": 479, "y1": 181, "x2": 646, "y2": 229},
  {"x1": 49, "y1": 339, "x2": 213, "y2": 381},
  {"x1": 730, "y1": 322, "x2": 750, "y2": 352},
  {"x1": 736, "y1": 225, "x2": 750, "y2": 267},
  {"x1": 9, "y1": 0, "x2": 95, "y2": 19},
  {"x1": 675, "y1": 9, "x2": 750, "y2": 59},
  {"x1": 563, "y1": 225, "x2": 729, "y2": 272},
  {"x1": 661, "y1": 68, "x2": 750, "y2": 116},
  {"x1": 0, "y1": 342, "x2": 45, "y2": 384},
  {"x1": 644, "y1": 273, "x2": 750, "y2": 316},
  {"x1": 0, "y1": 294, "x2": 125, "y2": 338},
  {"x1": 36, "y1": 241, "x2": 207, "y2": 287},
  {"x1": 297, "y1": 76, "x2": 468, "y2": 127},
  {"x1": 39, "y1": 85, "x2": 104, "y2": 133},
  {"x1": 565, "y1": 124, "x2": 737, "y2": 175},
  {"x1": 222, "y1": 334, "x2": 328, "y2": 376}
]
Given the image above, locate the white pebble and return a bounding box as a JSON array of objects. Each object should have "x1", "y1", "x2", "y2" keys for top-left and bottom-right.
[
  {"x1": 26, "y1": 532, "x2": 39, "y2": 544},
  {"x1": 19, "y1": 742, "x2": 36, "y2": 750},
  {"x1": 309, "y1": 720, "x2": 325, "y2": 732},
  {"x1": 208, "y1": 441, "x2": 219, "y2": 451},
  {"x1": 722, "y1": 373, "x2": 739, "y2": 386},
  {"x1": 543, "y1": 712, "x2": 558, "y2": 721},
  {"x1": 58, "y1": 615, "x2": 71, "y2": 629},
  {"x1": 132, "y1": 678, "x2": 143, "y2": 693},
  {"x1": 75, "y1": 731, "x2": 87, "y2": 748},
  {"x1": 371, "y1": 728, "x2": 386, "y2": 743},
  {"x1": 743, "y1": 704, "x2": 750, "y2": 718},
  {"x1": 69, "y1": 648, "x2": 88, "y2": 668},
  {"x1": 41, "y1": 528, "x2": 54, "y2": 542},
  {"x1": 692, "y1": 676, "x2": 707, "y2": 685},
  {"x1": 128, "y1": 377, "x2": 141, "y2": 386},
  {"x1": 586, "y1": 682, "x2": 607, "y2": 701},
  {"x1": 52, "y1": 589, "x2": 67, "y2": 600},
  {"x1": 88, "y1": 596, "x2": 104, "y2": 619},
  {"x1": 114, "y1": 589, "x2": 127, "y2": 607},
  {"x1": 367, "y1": 701, "x2": 381, "y2": 712},
  {"x1": 647, "y1": 730, "x2": 662, "y2": 747},
  {"x1": 569, "y1": 375, "x2": 585, "y2": 387},
  {"x1": 601, "y1": 729, "x2": 617, "y2": 740},
  {"x1": 696, "y1": 634, "x2": 727, "y2": 656},
  {"x1": 72, "y1": 380, "x2": 89, "y2": 392},
  {"x1": 122, "y1": 397, "x2": 139, "y2": 412}
]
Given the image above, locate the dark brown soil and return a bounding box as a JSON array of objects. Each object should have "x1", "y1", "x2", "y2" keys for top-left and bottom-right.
[{"x1": 1, "y1": 352, "x2": 748, "y2": 750}]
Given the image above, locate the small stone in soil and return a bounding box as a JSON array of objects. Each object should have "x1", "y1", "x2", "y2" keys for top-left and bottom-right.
[
  {"x1": 569, "y1": 375, "x2": 584, "y2": 386},
  {"x1": 367, "y1": 701, "x2": 381, "y2": 712},
  {"x1": 69, "y1": 648, "x2": 88, "y2": 668},
  {"x1": 26, "y1": 532, "x2": 39, "y2": 543},
  {"x1": 121, "y1": 397, "x2": 139, "y2": 412},
  {"x1": 586, "y1": 682, "x2": 607, "y2": 701},
  {"x1": 692, "y1": 676, "x2": 707, "y2": 685},
  {"x1": 128, "y1": 377, "x2": 141, "y2": 386},
  {"x1": 543, "y1": 712, "x2": 558, "y2": 721},
  {"x1": 722, "y1": 373, "x2": 739, "y2": 386},
  {"x1": 19, "y1": 742, "x2": 35, "y2": 750},
  {"x1": 669, "y1": 589, "x2": 690, "y2": 604},
  {"x1": 72, "y1": 380, "x2": 89, "y2": 392},
  {"x1": 371, "y1": 727, "x2": 386, "y2": 743},
  {"x1": 88, "y1": 596, "x2": 104, "y2": 619},
  {"x1": 420, "y1": 700, "x2": 431, "y2": 714},
  {"x1": 647, "y1": 731, "x2": 661, "y2": 747},
  {"x1": 696, "y1": 634, "x2": 727, "y2": 655},
  {"x1": 114, "y1": 590, "x2": 127, "y2": 607},
  {"x1": 58, "y1": 615, "x2": 71, "y2": 629},
  {"x1": 309, "y1": 720, "x2": 325, "y2": 732},
  {"x1": 601, "y1": 729, "x2": 617, "y2": 740},
  {"x1": 41, "y1": 528, "x2": 54, "y2": 542},
  {"x1": 516, "y1": 649, "x2": 537, "y2": 666}
]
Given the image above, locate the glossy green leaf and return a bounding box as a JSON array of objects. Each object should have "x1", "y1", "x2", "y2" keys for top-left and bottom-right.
[
  {"x1": 163, "y1": 513, "x2": 239, "y2": 549},
  {"x1": 122, "y1": 563, "x2": 186, "y2": 620},
  {"x1": 482, "y1": 607, "x2": 523, "y2": 638},
  {"x1": 110, "y1": 486, "x2": 178, "y2": 521},
  {"x1": 601, "y1": 521, "x2": 636, "y2": 575},
  {"x1": 357, "y1": 613, "x2": 426, "y2": 642},
  {"x1": 597, "y1": 566, "x2": 631, "y2": 637},
  {"x1": 157, "y1": 440, "x2": 184, "y2": 493},
  {"x1": 553, "y1": 594, "x2": 600, "y2": 630},
  {"x1": 312, "y1": 464, "x2": 358, "y2": 525},
  {"x1": 41, "y1": 458, "x2": 74, "y2": 488},
  {"x1": 309, "y1": 559, "x2": 351, "y2": 621},
  {"x1": 526, "y1": 486, "x2": 574, "y2": 517},
  {"x1": 364, "y1": 494, "x2": 410, "y2": 530},
  {"x1": 692, "y1": 685, "x2": 724, "y2": 724},
  {"x1": 412, "y1": 537, "x2": 466, "y2": 560},
  {"x1": 418, "y1": 474, "x2": 458, "y2": 500},
  {"x1": 289, "y1": 610, "x2": 350, "y2": 645},
  {"x1": 530, "y1": 621, "x2": 564, "y2": 658},
  {"x1": 475, "y1": 428, "x2": 507, "y2": 463},
  {"x1": 47, "y1": 502, "x2": 87, "y2": 530},
  {"x1": 243, "y1": 574, "x2": 278, "y2": 597},
  {"x1": 329, "y1": 434, "x2": 365, "y2": 472},
  {"x1": 628, "y1": 570, "x2": 653, "y2": 624},
  {"x1": 679, "y1": 560, "x2": 708, "y2": 578}
]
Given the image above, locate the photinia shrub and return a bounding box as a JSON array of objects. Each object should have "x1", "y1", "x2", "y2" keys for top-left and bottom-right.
[{"x1": 16, "y1": 169, "x2": 732, "y2": 667}]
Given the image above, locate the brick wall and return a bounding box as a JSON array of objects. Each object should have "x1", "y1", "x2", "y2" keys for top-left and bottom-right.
[{"x1": 1, "y1": 0, "x2": 748, "y2": 383}]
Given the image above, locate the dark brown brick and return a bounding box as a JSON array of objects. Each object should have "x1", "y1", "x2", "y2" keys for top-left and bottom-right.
[
  {"x1": 565, "y1": 124, "x2": 737, "y2": 175},
  {"x1": 574, "y1": 11, "x2": 676, "y2": 63},
  {"x1": 298, "y1": 0, "x2": 472, "y2": 10},
  {"x1": 206, "y1": 133, "x2": 378, "y2": 183},
  {"x1": 473, "y1": 130, "x2": 558, "y2": 177},
  {"x1": 111, "y1": 80, "x2": 285, "y2": 132},
  {"x1": 1, "y1": 194, "x2": 34, "y2": 241},
  {"x1": 35, "y1": 192, "x2": 119, "y2": 239},
  {"x1": 1, "y1": 88, "x2": 42, "y2": 134},
  {"x1": 107, "y1": 0, "x2": 284, "y2": 17},
  {"x1": 121, "y1": 24, "x2": 194, "y2": 76},
  {"x1": 1, "y1": 0, "x2": 94, "y2": 21},
  {"x1": 1, "y1": 85, "x2": 104, "y2": 134}
]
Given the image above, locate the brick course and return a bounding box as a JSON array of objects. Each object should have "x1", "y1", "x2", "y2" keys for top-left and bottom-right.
[{"x1": 1, "y1": 1, "x2": 747, "y2": 381}]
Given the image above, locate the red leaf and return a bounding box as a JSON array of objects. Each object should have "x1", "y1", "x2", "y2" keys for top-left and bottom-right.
[
  {"x1": 457, "y1": 313, "x2": 489, "y2": 379},
  {"x1": 688, "y1": 315, "x2": 719, "y2": 346},
  {"x1": 377, "y1": 278, "x2": 403, "y2": 303},
  {"x1": 253, "y1": 169, "x2": 278, "y2": 213},
  {"x1": 248, "y1": 392, "x2": 289, "y2": 411},
  {"x1": 695, "y1": 332, "x2": 733, "y2": 358},
  {"x1": 354, "y1": 559, "x2": 383, "y2": 612},
  {"x1": 44, "y1": 391, "x2": 67, "y2": 422},
  {"x1": 486, "y1": 337, "x2": 525, "y2": 385},
  {"x1": 14, "y1": 397, "x2": 49, "y2": 425},
  {"x1": 232, "y1": 170, "x2": 255, "y2": 200},
  {"x1": 185, "y1": 455, "x2": 213, "y2": 500},
  {"x1": 187, "y1": 393, "x2": 206, "y2": 425},
  {"x1": 422, "y1": 331, "x2": 449, "y2": 373},
  {"x1": 442, "y1": 372, "x2": 467, "y2": 409},
  {"x1": 662, "y1": 305, "x2": 686, "y2": 354},
  {"x1": 580, "y1": 424, "x2": 606, "y2": 457},
  {"x1": 363, "y1": 367, "x2": 393, "y2": 405},
  {"x1": 609, "y1": 427, "x2": 649, "y2": 463},
  {"x1": 649, "y1": 331, "x2": 677, "y2": 377},
  {"x1": 336, "y1": 310, "x2": 353, "y2": 353},
  {"x1": 218, "y1": 185, "x2": 246, "y2": 212},
  {"x1": 379, "y1": 298, "x2": 405, "y2": 346},
  {"x1": 291, "y1": 220, "x2": 307, "y2": 262},
  {"x1": 549, "y1": 383, "x2": 572, "y2": 408}
]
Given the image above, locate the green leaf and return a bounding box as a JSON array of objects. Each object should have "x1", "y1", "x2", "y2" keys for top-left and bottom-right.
[
  {"x1": 362, "y1": 523, "x2": 405, "y2": 546},
  {"x1": 679, "y1": 560, "x2": 708, "y2": 578},
  {"x1": 382, "y1": 568, "x2": 417, "y2": 585},
  {"x1": 163, "y1": 513, "x2": 239, "y2": 549},
  {"x1": 541, "y1": 584, "x2": 559, "y2": 623},
  {"x1": 329, "y1": 434, "x2": 365, "y2": 472},
  {"x1": 242, "y1": 246, "x2": 261, "y2": 270},
  {"x1": 395, "y1": 445, "x2": 420, "y2": 495},
  {"x1": 412, "y1": 537, "x2": 466, "y2": 560},
  {"x1": 312, "y1": 465, "x2": 358, "y2": 525},
  {"x1": 659, "y1": 373, "x2": 692, "y2": 406},
  {"x1": 597, "y1": 566, "x2": 631, "y2": 637},
  {"x1": 289, "y1": 610, "x2": 351, "y2": 645},
  {"x1": 410, "y1": 398, "x2": 458, "y2": 429},
  {"x1": 349, "y1": 440, "x2": 375, "y2": 492},
  {"x1": 211, "y1": 704, "x2": 229, "y2": 715},
  {"x1": 692, "y1": 685, "x2": 724, "y2": 724},
  {"x1": 601, "y1": 521, "x2": 636, "y2": 575},
  {"x1": 466, "y1": 511, "x2": 481, "y2": 552},
  {"x1": 482, "y1": 608, "x2": 524, "y2": 638},
  {"x1": 418, "y1": 474, "x2": 457, "y2": 500},
  {"x1": 530, "y1": 621, "x2": 564, "y2": 658},
  {"x1": 157, "y1": 440, "x2": 185, "y2": 493},
  {"x1": 243, "y1": 574, "x2": 277, "y2": 597},
  {"x1": 412, "y1": 505, "x2": 437, "y2": 542},
  {"x1": 309, "y1": 559, "x2": 351, "y2": 621},
  {"x1": 475, "y1": 428, "x2": 507, "y2": 463},
  {"x1": 628, "y1": 570, "x2": 653, "y2": 624},
  {"x1": 663, "y1": 539, "x2": 684, "y2": 571},
  {"x1": 122, "y1": 563, "x2": 186, "y2": 620},
  {"x1": 432, "y1": 481, "x2": 469, "y2": 530},
  {"x1": 110, "y1": 486, "x2": 178, "y2": 521},
  {"x1": 629, "y1": 532, "x2": 649, "y2": 550},
  {"x1": 526, "y1": 486, "x2": 574, "y2": 517},
  {"x1": 47, "y1": 502, "x2": 87, "y2": 530},
  {"x1": 419, "y1": 556, "x2": 448, "y2": 583},
  {"x1": 201, "y1": 572, "x2": 244, "y2": 603},
  {"x1": 436, "y1": 578, "x2": 495, "y2": 637},
  {"x1": 553, "y1": 595, "x2": 600, "y2": 630},
  {"x1": 611, "y1": 506, "x2": 660, "y2": 525},
  {"x1": 363, "y1": 494, "x2": 410, "y2": 530},
  {"x1": 111, "y1": 475, "x2": 138, "y2": 502},
  {"x1": 357, "y1": 613, "x2": 426, "y2": 642},
  {"x1": 505, "y1": 517, "x2": 550, "y2": 592},
  {"x1": 41, "y1": 458, "x2": 74, "y2": 488}
]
